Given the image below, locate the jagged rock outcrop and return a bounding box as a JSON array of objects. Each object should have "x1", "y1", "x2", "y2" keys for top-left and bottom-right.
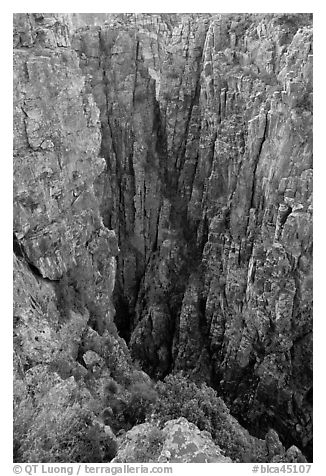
[
  {"x1": 13, "y1": 13, "x2": 313, "y2": 462},
  {"x1": 111, "y1": 416, "x2": 306, "y2": 464},
  {"x1": 112, "y1": 417, "x2": 232, "y2": 463}
]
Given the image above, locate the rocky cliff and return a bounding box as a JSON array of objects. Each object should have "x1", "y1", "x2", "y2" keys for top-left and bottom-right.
[{"x1": 13, "y1": 13, "x2": 312, "y2": 462}]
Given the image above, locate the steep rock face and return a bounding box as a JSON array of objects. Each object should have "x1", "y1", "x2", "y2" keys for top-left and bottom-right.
[
  {"x1": 13, "y1": 13, "x2": 121, "y2": 329},
  {"x1": 13, "y1": 14, "x2": 132, "y2": 463},
  {"x1": 13, "y1": 13, "x2": 313, "y2": 462},
  {"x1": 71, "y1": 14, "x2": 182, "y2": 342},
  {"x1": 71, "y1": 13, "x2": 312, "y2": 457}
]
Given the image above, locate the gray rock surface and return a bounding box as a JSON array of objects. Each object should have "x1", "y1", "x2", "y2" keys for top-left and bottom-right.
[
  {"x1": 72, "y1": 13, "x2": 312, "y2": 455},
  {"x1": 112, "y1": 417, "x2": 232, "y2": 463},
  {"x1": 13, "y1": 13, "x2": 312, "y2": 462}
]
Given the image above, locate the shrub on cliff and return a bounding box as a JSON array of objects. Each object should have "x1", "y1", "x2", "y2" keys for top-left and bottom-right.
[
  {"x1": 125, "y1": 382, "x2": 158, "y2": 426},
  {"x1": 13, "y1": 390, "x2": 34, "y2": 461},
  {"x1": 19, "y1": 403, "x2": 117, "y2": 463},
  {"x1": 132, "y1": 426, "x2": 164, "y2": 462},
  {"x1": 102, "y1": 406, "x2": 115, "y2": 427},
  {"x1": 104, "y1": 378, "x2": 119, "y2": 395},
  {"x1": 151, "y1": 373, "x2": 265, "y2": 462},
  {"x1": 55, "y1": 265, "x2": 110, "y2": 334},
  {"x1": 103, "y1": 379, "x2": 127, "y2": 431},
  {"x1": 152, "y1": 373, "x2": 225, "y2": 434},
  {"x1": 101, "y1": 378, "x2": 157, "y2": 432},
  {"x1": 103, "y1": 335, "x2": 133, "y2": 385}
]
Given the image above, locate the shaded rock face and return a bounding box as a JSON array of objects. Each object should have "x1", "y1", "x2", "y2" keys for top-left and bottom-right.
[
  {"x1": 71, "y1": 13, "x2": 312, "y2": 457},
  {"x1": 13, "y1": 13, "x2": 312, "y2": 462}
]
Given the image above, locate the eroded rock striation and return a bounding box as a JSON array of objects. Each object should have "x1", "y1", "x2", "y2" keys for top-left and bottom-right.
[{"x1": 13, "y1": 13, "x2": 312, "y2": 462}]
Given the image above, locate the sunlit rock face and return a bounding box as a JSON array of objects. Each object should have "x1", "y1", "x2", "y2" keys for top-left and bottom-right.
[
  {"x1": 112, "y1": 417, "x2": 232, "y2": 463},
  {"x1": 13, "y1": 13, "x2": 312, "y2": 462}
]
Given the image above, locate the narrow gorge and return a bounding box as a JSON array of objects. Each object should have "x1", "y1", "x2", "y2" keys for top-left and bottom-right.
[{"x1": 13, "y1": 13, "x2": 313, "y2": 463}]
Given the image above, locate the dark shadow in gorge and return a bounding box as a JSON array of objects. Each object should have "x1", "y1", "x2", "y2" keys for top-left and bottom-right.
[{"x1": 113, "y1": 293, "x2": 134, "y2": 344}]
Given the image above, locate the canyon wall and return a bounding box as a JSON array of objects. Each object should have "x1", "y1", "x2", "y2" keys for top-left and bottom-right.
[
  {"x1": 13, "y1": 14, "x2": 134, "y2": 462},
  {"x1": 71, "y1": 13, "x2": 312, "y2": 455},
  {"x1": 13, "y1": 13, "x2": 313, "y2": 461}
]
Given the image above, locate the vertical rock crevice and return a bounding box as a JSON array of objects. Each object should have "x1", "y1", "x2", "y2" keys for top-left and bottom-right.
[
  {"x1": 71, "y1": 14, "x2": 312, "y2": 458},
  {"x1": 13, "y1": 13, "x2": 313, "y2": 461}
]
